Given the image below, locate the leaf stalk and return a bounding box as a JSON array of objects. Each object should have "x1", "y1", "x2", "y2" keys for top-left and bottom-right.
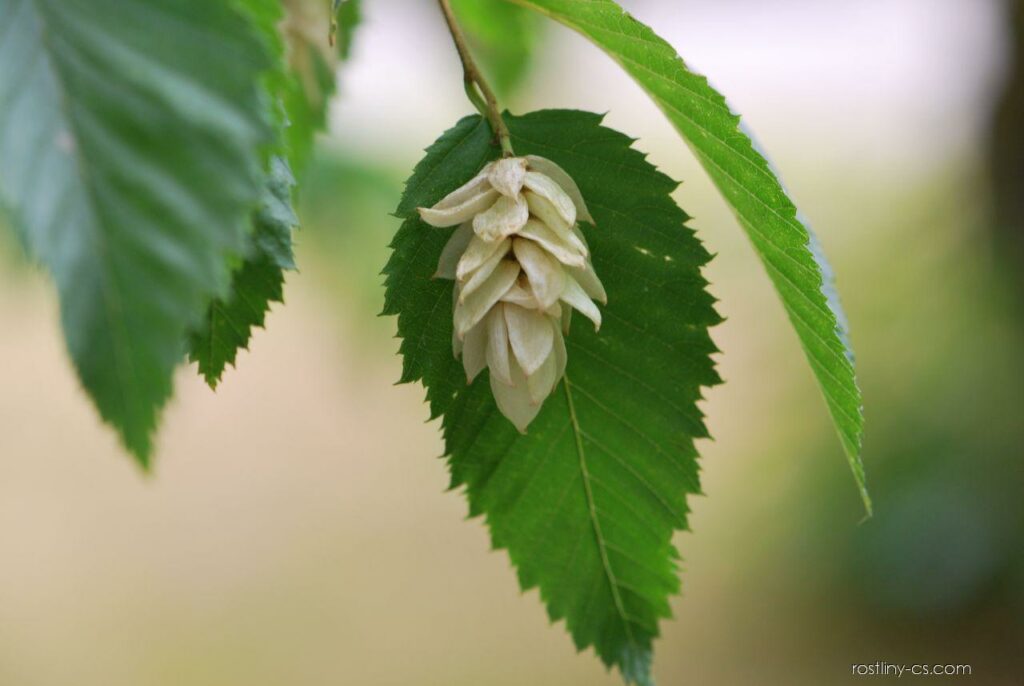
[{"x1": 437, "y1": 0, "x2": 514, "y2": 157}]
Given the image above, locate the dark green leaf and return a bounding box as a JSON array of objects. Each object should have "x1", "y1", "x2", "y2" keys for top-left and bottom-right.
[
  {"x1": 189, "y1": 157, "x2": 296, "y2": 388},
  {"x1": 511, "y1": 0, "x2": 870, "y2": 512},
  {"x1": 0, "y1": 0, "x2": 273, "y2": 463},
  {"x1": 385, "y1": 110, "x2": 721, "y2": 685}
]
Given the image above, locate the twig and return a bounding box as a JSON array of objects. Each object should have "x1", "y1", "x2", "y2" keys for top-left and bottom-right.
[{"x1": 437, "y1": 0, "x2": 514, "y2": 157}]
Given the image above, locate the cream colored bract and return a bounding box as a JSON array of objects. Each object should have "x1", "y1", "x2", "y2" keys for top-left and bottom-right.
[{"x1": 418, "y1": 156, "x2": 606, "y2": 432}]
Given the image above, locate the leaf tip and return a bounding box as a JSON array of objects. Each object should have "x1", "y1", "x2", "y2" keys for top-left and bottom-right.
[
  {"x1": 619, "y1": 642, "x2": 655, "y2": 686},
  {"x1": 857, "y1": 482, "x2": 874, "y2": 520},
  {"x1": 126, "y1": 437, "x2": 154, "y2": 473}
]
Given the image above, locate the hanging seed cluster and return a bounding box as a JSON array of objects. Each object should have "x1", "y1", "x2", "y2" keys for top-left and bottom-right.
[{"x1": 418, "y1": 156, "x2": 606, "y2": 432}]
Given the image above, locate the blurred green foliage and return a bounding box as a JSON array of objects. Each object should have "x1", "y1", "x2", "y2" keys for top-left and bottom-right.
[
  {"x1": 451, "y1": 0, "x2": 542, "y2": 98},
  {"x1": 778, "y1": 180, "x2": 1024, "y2": 673},
  {"x1": 0, "y1": 215, "x2": 29, "y2": 282},
  {"x1": 298, "y1": 147, "x2": 403, "y2": 330},
  {"x1": 0, "y1": 0, "x2": 277, "y2": 462},
  {"x1": 841, "y1": 284, "x2": 1023, "y2": 617},
  {"x1": 335, "y1": 0, "x2": 361, "y2": 60}
]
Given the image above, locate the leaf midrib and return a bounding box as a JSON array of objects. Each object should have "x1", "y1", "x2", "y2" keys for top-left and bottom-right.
[{"x1": 562, "y1": 374, "x2": 640, "y2": 652}]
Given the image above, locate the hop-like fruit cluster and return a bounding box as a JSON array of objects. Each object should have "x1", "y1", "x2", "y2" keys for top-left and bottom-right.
[{"x1": 418, "y1": 156, "x2": 606, "y2": 432}]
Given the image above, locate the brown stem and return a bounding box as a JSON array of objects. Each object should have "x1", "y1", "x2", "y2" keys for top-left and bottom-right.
[{"x1": 437, "y1": 0, "x2": 514, "y2": 156}]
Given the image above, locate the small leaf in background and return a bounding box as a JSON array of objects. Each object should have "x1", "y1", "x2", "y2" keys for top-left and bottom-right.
[
  {"x1": 188, "y1": 157, "x2": 297, "y2": 388},
  {"x1": 451, "y1": 0, "x2": 541, "y2": 97},
  {"x1": 334, "y1": 0, "x2": 361, "y2": 61},
  {"x1": 385, "y1": 110, "x2": 721, "y2": 685},
  {"x1": 0, "y1": 0, "x2": 274, "y2": 464},
  {"x1": 280, "y1": 0, "x2": 348, "y2": 173},
  {"x1": 513, "y1": 0, "x2": 870, "y2": 512}
]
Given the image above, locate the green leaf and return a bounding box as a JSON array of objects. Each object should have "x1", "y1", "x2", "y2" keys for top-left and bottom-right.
[
  {"x1": 0, "y1": 0, "x2": 274, "y2": 463},
  {"x1": 385, "y1": 110, "x2": 721, "y2": 685},
  {"x1": 281, "y1": 53, "x2": 336, "y2": 173},
  {"x1": 279, "y1": 0, "x2": 345, "y2": 173},
  {"x1": 334, "y1": 0, "x2": 361, "y2": 61},
  {"x1": 246, "y1": 0, "x2": 358, "y2": 177},
  {"x1": 451, "y1": 0, "x2": 541, "y2": 97},
  {"x1": 510, "y1": 0, "x2": 870, "y2": 513},
  {"x1": 188, "y1": 157, "x2": 296, "y2": 388},
  {"x1": 188, "y1": 0, "x2": 299, "y2": 390},
  {"x1": 235, "y1": 0, "x2": 289, "y2": 113}
]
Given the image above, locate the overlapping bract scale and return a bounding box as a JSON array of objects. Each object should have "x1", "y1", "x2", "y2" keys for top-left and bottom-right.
[{"x1": 418, "y1": 155, "x2": 606, "y2": 431}]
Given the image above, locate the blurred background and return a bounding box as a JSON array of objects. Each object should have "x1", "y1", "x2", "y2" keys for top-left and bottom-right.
[{"x1": 2, "y1": 0, "x2": 1022, "y2": 683}]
